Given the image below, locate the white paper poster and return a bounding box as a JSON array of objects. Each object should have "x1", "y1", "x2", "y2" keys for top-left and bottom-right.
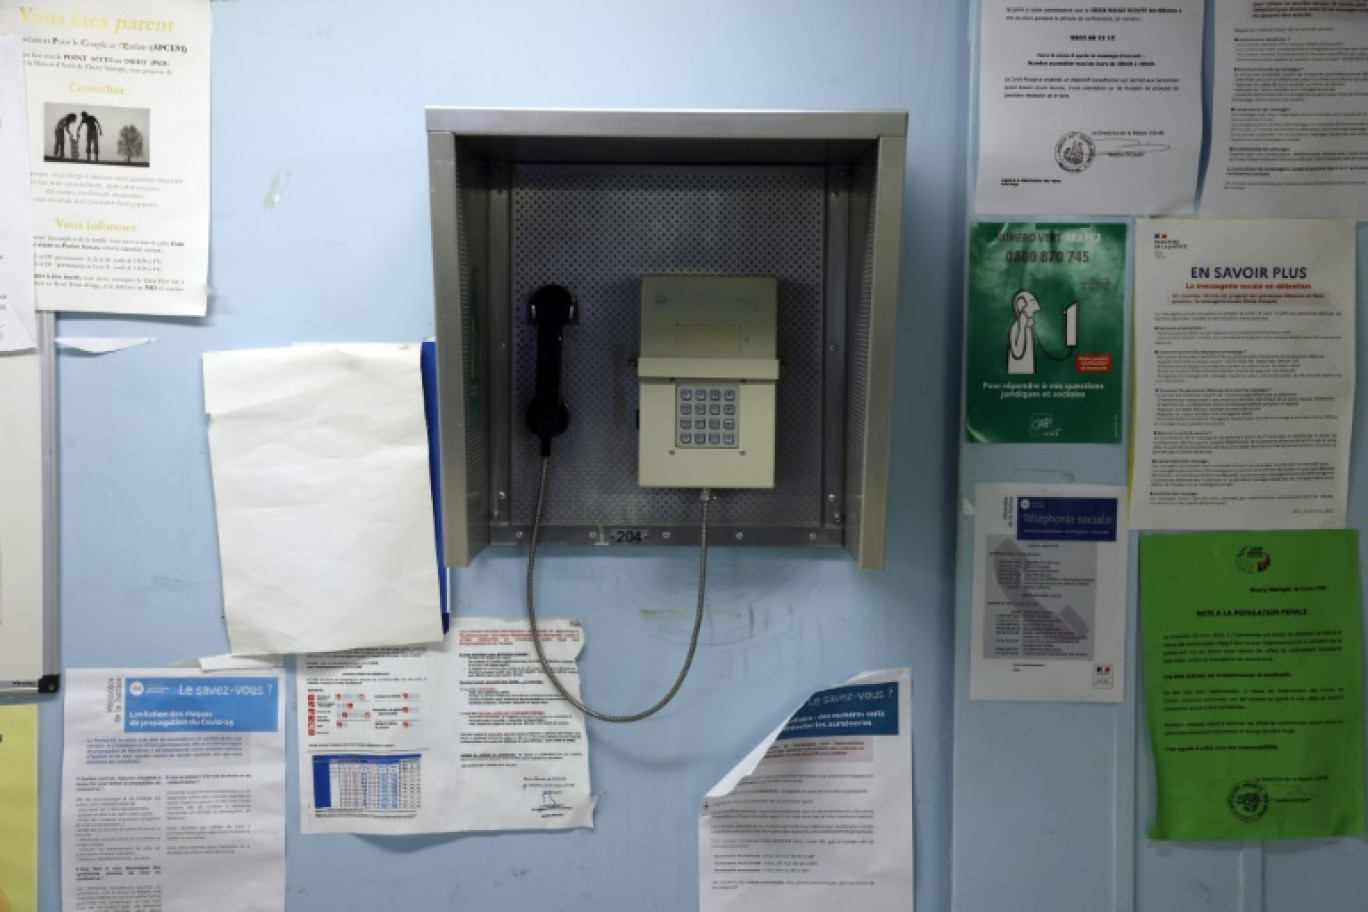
[
  {"x1": 1131, "y1": 219, "x2": 1355, "y2": 530},
  {"x1": 974, "y1": 0, "x2": 1202, "y2": 215},
  {"x1": 61, "y1": 668, "x2": 285, "y2": 912},
  {"x1": 0, "y1": 0, "x2": 211, "y2": 315},
  {"x1": 1204, "y1": 4, "x2": 1368, "y2": 217},
  {"x1": 203, "y1": 344, "x2": 444, "y2": 656},
  {"x1": 700, "y1": 668, "x2": 913, "y2": 912},
  {"x1": 0, "y1": 33, "x2": 36, "y2": 352},
  {"x1": 970, "y1": 484, "x2": 1128, "y2": 702},
  {"x1": 298, "y1": 619, "x2": 596, "y2": 835}
]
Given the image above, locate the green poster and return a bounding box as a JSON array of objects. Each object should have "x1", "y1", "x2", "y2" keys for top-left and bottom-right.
[
  {"x1": 1141, "y1": 530, "x2": 1365, "y2": 841},
  {"x1": 965, "y1": 223, "x2": 1126, "y2": 443}
]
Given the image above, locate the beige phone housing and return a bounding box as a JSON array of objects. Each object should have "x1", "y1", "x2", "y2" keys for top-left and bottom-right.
[{"x1": 637, "y1": 275, "x2": 779, "y2": 489}]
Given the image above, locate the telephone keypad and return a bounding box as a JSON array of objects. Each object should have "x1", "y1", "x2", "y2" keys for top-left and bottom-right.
[{"x1": 676, "y1": 383, "x2": 740, "y2": 449}]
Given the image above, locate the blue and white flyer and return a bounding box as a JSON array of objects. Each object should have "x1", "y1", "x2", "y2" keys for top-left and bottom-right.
[
  {"x1": 61, "y1": 668, "x2": 285, "y2": 912},
  {"x1": 970, "y1": 483, "x2": 1128, "y2": 702},
  {"x1": 699, "y1": 668, "x2": 913, "y2": 912}
]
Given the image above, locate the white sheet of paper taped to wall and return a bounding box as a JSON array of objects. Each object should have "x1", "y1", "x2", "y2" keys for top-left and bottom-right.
[
  {"x1": 0, "y1": 34, "x2": 37, "y2": 353},
  {"x1": 298, "y1": 619, "x2": 597, "y2": 835},
  {"x1": 699, "y1": 668, "x2": 914, "y2": 912},
  {"x1": 203, "y1": 343, "x2": 443, "y2": 655}
]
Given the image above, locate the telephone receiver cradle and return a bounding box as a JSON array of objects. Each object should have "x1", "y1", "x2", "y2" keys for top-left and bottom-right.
[{"x1": 524, "y1": 284, "x2": 577, "y2": 457}]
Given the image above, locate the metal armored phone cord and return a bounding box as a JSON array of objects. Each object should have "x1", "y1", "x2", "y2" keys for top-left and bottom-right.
[{"x1": 525, "y1": 456, "x2": 710, "y2": 723}]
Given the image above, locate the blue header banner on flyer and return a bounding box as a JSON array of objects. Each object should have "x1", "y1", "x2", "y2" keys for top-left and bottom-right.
[
  {"x1": 1017, "y1": 496, "x2": 1118, "y2": 542},
  {"x1": 776, "y1": 682, "x2": 899, "y2": 740},
  {"x1": 124, "y1": 677, "x2": 279, "y2": 733}
]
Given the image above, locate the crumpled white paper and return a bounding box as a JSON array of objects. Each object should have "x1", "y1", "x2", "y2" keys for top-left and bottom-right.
[{"x1": 204, "y1": 343, "x2": 444, "y2": 656}]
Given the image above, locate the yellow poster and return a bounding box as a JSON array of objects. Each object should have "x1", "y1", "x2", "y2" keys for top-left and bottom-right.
[{"x1": 0, "y1": 704, "x2": 38, "y2": 912}]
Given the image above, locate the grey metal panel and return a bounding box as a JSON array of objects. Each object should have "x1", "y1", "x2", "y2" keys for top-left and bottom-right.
[
  {"x1": 426, "y1": 107, "x2": 908, "y2": 141},
  {"x1": 849, "y1": 134, "x2": 906, "y2": 571},
  {"x1": 428, "y1": 131, "x2": 485, "y2": 567},
  {"x1": 842, "y1": 148, "x2": 877, "y2": 568},
  {"x1": 490, "y1": 137, "x2": 876, "y2": 166},
  {"x1": 456, "y1": 142, "x2": 493, "y2": 563}
]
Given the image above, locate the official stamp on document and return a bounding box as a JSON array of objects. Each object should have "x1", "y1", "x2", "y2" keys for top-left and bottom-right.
[
  {"x1": 1055, "y1": 132, "x2": 1095, "y2": 172},
  {"x1": 1227, "y1": 780, "x2": 1270, "y2": 823}
]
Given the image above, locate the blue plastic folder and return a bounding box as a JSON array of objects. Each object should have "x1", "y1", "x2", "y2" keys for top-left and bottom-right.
[{"x1": 420, "y1": 339, "x2": 450, "y2": 632}]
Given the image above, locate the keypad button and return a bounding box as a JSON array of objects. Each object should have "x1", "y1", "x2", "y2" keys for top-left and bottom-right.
[
  {"x1": 694, "y1": 389, "x2": 707, "y2": 400},
  {"x1": 680, "y1": 389, "x2": 692, "y2": 401},
  {"x1": 710, "y1": 390, "x2": 721, "y2": 401},
  {"x1": 680, "y1": 433, "x2": 691, "y2": 445},
  {"x1": 679, "y1": 419, "x2": 690, "y2": 429},
  {"x1": 723, "y1": 419, "x2": 735, "y2": 430},
  {"x1": 709, "y1": 404, "x2": 720, "y2": 415},
  {"x1": 723, "y1": 404, "x2": 735, "y2": 416},
  {"x1": 708, "y1": 419, "x2": 719, "y2": 429},
  {"x1": 680, "y1": 404, "x2": 691, "y2": 416},
  {"x1": 723, "y1": 433, "x2": 735, "y2": 445},
  {"x1": 724, "y1": 390, "x2": 736, "y2": 401},
  {"x1": 709, "y1": 434, "x2": 721, "y2": 445},
  {"x1": 694, "y1": 419, "x2": 706, "y2": 430}
]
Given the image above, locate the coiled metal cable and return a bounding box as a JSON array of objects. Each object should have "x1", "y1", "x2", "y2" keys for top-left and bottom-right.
[{"x1": 525, "y1": 456, "x2": 709, "y2": 723}]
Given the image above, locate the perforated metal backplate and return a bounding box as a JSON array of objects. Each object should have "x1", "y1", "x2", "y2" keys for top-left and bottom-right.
[{"x1": 505, "y1": 164, "x2": 827, "y2": 531}]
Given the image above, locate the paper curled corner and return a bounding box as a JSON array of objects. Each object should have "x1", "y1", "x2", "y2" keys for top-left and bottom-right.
[
  {"x1": 57, "y1": 337, "x2": 154, "y2": 355},
  {"x1": 198, "y1": 654, "x2": 285, "y2": 672}
]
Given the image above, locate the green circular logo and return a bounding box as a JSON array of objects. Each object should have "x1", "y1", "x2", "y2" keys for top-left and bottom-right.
[
  {"x1": 1234, "y1": 546, "x2": 1271, "y2": 574},
  {"x1": 1227, "y1": 780, "x2": 1269, "y2": 822}
]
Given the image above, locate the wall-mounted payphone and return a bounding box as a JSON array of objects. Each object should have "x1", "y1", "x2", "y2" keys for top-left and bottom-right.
[{"x1": 427, "y1": 108, "x2": 907, "y2": 574}]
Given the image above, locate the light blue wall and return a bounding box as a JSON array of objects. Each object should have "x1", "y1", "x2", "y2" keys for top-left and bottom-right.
[
  {"x1": 20, "y1": 2, "x2": 1366, "y2": 910},
  {"x1": 29, "y1": 1, "x2": 969, "y2": 909}
]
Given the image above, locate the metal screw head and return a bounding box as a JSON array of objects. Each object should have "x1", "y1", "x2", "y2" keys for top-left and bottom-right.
[
  {"x1": 827, "y1": 493, "x2": 837, "y2": 503},
  {"x1": 515, "y1": 530, "x2": 524, "y2": 540},
  {"x1": 808, "y1": 532, "x2": 818, "y2": 541},
  {"x1": 498, "y1": 491, "x2": 507, "y2": 501},
  {"x1": 734, "y1": 532, "x2": 744, "y2": 541},
  {"x1": 589, "y1": 531, "x2": 598, "y2": 540},
  {"x1": 662, "y1": 531, "x2": 672, "y2": 541}
]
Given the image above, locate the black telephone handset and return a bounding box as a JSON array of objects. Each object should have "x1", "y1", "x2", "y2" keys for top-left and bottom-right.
[{"x1": 525, "y1": 284, "x2": 577, "y2": 457}]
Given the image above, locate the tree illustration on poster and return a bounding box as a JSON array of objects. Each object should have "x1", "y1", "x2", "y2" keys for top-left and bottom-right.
[{"x1": 118, "y1": 124, "x2": 144, "y2": 164}]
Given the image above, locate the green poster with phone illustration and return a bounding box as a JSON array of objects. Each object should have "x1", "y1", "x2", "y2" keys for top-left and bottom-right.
[{"x1": 965, "y1": 223, "x2": 1126, "y2": 443}]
